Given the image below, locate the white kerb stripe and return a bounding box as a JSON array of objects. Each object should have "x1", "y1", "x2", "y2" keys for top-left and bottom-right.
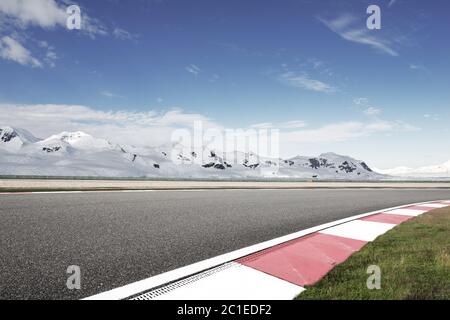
[
  {"x1": 134, "y1": 263, "x2": 303, "y2": 300},
  {"x1": 420, "y1": 203, "x2": 448, "y2": 208},
  {"x1": 320, "y1": 220, "x2": 396, "y2": 242},
  {"x1": 384, "y1": 208, "x2": 427, "y2": 216}
]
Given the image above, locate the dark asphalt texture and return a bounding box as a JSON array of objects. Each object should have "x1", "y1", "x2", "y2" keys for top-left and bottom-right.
[{"x1": 1, "y1": 189, "x2": 449, "y2": 299}]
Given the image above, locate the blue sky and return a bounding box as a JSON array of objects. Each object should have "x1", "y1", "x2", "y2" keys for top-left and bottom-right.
[{"x1": 0, "y1": 0, "x2": 449, "y2": 168}]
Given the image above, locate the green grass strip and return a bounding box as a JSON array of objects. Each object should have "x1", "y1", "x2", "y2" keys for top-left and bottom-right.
[{"x1": 297, "y1": 207, "x2": 450, "y2": 300}]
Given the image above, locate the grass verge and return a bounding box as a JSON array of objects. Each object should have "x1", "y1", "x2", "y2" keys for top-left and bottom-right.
[{"x1": 296, "y1": 206, "x2": 450, "y2": 299}]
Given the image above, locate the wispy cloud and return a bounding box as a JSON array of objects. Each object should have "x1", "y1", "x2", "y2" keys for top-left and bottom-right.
[
  {"x1": 308, "y1": 58, "x2": 324, "y2": 70},
  {"x1": 0, "y1": 36, "x2": 42, "y2": 67},
  {"x1": 409, "y1": 64, "x2": 429, "y2": 73},
  {"x1": 209, "y1": 74, "x2": 220, "y2": 83},
  {"x1": 363, "y1": 106, "x2": 382, "y2": 116},
  {"x1": 281, "y1": 120, "x2": 307, "y2": 129},
  {"x1": 100, "y1": 91, "x2": 124, "y2": 99},
  {"x1": 216, "y1": 42, "x2": 263, "y2": 57},
  {"x1": 283, "y1": 120, "x2": 420, "y2": 144},
  {"x1": 318, "y1": 14, "x2": 399, "y2": 56},
  {"x1": 424, "y1": 114, "x2": 439, "y2": 121},
  {"x1": 251, "y1": 120, "x2": 307, "y2": 130},
  {"x1": 250, "y1": 122, "x2": 274, "y2": 129},
  {"x1": 113, "y1": 28, "x2": 138, "y2": 41},
  {"x1": 185, "y1": 64, "x2": 201, "y2": 75},
  {"x1": 353, "y1": 97, "x2": 369, "y2": 106},
  {"x1": 278, "y1": 71, "x2": 337, "y2": 93},
  {"x1": 249, "y1": 118, "x2": 418, "y2": 146},
  {"x1": 353, "y1": 97, "x2": 383, "y2": 116},
  {"x1": 38, "y1": 40, "x2": 58, "y2": 67}
]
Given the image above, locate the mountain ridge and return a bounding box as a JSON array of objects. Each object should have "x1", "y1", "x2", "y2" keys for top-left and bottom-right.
[{"x1": 0, "y1": 125, "x2": 386, "y2": 179}]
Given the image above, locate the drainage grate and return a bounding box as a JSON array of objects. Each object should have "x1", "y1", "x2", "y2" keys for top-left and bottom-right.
[{"x1": 130, "y1": 263, "x2": 235, "y2": 300}]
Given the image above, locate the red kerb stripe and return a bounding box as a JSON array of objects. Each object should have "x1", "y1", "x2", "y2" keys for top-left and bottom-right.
[{"x1": 238, "y1": 233, "x2": 366, "y2": 286}]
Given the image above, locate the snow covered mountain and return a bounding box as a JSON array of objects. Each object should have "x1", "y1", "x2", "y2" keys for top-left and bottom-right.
[
  {"x1": 0, "y1": 125, "x2": 386, "y2": 179},
  {"x1": 376, "y1": 161, "x2": 450, "y2": 178},
  {"x1": 0, "y1": 126, "x2": 40, "y2": 152}
]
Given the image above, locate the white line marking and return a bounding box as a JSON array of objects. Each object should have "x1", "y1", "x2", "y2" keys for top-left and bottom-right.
[
  {"x1": 320, "y1": 220, "x2": 396, "y2": 242},
  {"x1": 84, "y1": 199, "x2": 448, "y2": 300},
  {"x1": 0, "y1": 188, "x2": 345, "y2": 195},
  {"x1": 1, "y1": 187, "x2": 449, "y2": 195},
  {"x1": 133, "y1": 262, "x2": 303, "y2": 300},
  {"x1": 0, "y1": 190, "x2": 161, "y2": 195},
  {"x1": 1, "y1": 189, "x2": 282, "y2": 195}
]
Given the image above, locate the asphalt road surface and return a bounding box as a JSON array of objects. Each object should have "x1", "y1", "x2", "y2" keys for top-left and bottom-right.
[{"x1": 1, "y1": 189, "x2": 449, "y2": 300}]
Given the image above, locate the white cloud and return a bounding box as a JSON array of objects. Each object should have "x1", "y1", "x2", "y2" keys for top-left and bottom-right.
[
  {"x1": 251, "y1": 122, "x2": 274, "y2": 129},
  {"x1": 0, "y1": 0, "x2": 106, "y2": 37},
  {"x1": 100, "y1": 91, "x2": 124, "y2": 99},
  {"x1": 364, "y1": 106, "x2": 381, "y2": 116},
  {"x1": 0, "y1": 36, "x2": 42, "y2": 67},
  {"x1": 353, "y1": 98, "x2": 383, "y2": 116},
  {"x1": 409, "y1": 64, "x2": 429, "y2": 73},
  {"x1": 185, "y1": 64, "x2": 201, "y2": 75},
  {"x1": 353, "y1": 97, "x2": 369, "y2": 106},
  {"x1": 250, "y1": 118, "x2": 418, "y2": 146},
  {"x1": 424, "y1": 114, "x2": 439, "y2": 121},
  {"x1": 0, "y1": 103, "x2": 220, "y2": 147},
  {"x1": 319, "y1": 14, "x2": 398, "y2": 56},
  {"x1": 78, "y1": 14, "x2": 108, "y2": 39},
  {"x1": 209, "y1": 73, "x2": 220, "y2": 83},
  {"x1": 306, "y1": 58, "x2": 325, "y2": 70},
  {"x1": 113, "y1": 27, "x2": 137, "y2": 41},
  {"x1": 284, "y1": 122, "x2": 366, "y2": 143},
  {"x1": 157, "y1": 109, "x2": 215, "y2": 127},
  {"x1": 45, "y1": 49, "x2": 57, "y2": 67},
  {"x1": 0, "y1": 0, "x2": 66, "y2": 29},
  {"x1": 38, "y1": 40, "x2": 58, "y2": 67},
  {"x1": 280, "y1": 120, "x2": 307, "y2": 129},
  {"x1": 251, "y1": 120, "x2": 307, "y2": 130},
  {"x1": 283, "y1": 120, "x2": 420, "y2": 144},
  {"x1": 278, "y1": 71, "x2": 337, "y2": 93}
]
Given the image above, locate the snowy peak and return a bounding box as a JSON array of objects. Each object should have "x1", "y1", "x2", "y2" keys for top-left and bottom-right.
[
  {"x1": 0, "y1": 126, "x2": 40, "y2": 152},
  {"x1": 318, "y1": 152, "x2": 341, "y2": 158},
  {"x1": 43, "y1": 131, "x2": 119, "y2": 152},
  {"x1": 282, "y1": 152, "x2": 377, "y2": 178},
  {"x1": 49, "y1": 131, "x2": 90, "y2": 141}
]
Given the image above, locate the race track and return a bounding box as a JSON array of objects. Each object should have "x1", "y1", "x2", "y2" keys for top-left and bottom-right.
[{"x1": 1, "y1": 188, "x2": 449, "y2": 299}]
